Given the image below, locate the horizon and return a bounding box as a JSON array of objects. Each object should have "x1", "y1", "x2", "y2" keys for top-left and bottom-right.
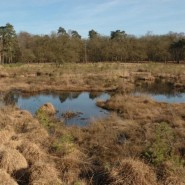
[{"x1": 0, "y1": 0, "x2": 185, "y2": 38}]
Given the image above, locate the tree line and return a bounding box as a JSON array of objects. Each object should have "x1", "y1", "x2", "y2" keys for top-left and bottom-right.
[{"x1": 0, "y1": 23, "x2": 185, "y2": 64}]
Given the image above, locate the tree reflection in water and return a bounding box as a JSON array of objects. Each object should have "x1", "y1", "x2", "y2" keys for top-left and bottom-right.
[
  {"x1": 89, "y1": 92, "x2": 103, "y2": 100},
  {"x1": 59, "y1": 92, "x2": 81, "y2": 103},
  {"x1": 3, "y1": 92, "x2": 19, "y2": 105}
]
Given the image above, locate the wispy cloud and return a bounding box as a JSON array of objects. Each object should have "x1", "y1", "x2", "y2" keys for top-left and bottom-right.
[{"x1": 0, "y1": 0, "x2": 184, "y2": 37}]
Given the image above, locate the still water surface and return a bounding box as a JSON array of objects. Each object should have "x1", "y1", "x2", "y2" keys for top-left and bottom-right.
[
  {"x1": 133, "y1": 82, "x2": 185, "y2": 103},
  {"x1": 3, "y1": 91, "x2": 110, "y2": 126},
  {"x1": 1, "y1": 82, "x2": 185, "y2": 126}
]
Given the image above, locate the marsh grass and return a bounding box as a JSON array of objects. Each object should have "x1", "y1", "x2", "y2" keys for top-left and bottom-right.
[
  {"x1": 96, "y1": 94, "x2": 185, "y2": 183},
  {"x1": 143, "y1": 122, "x2": 185, "y2": 167},
  {"x1": 0, "y1": 169, "x2": 18, "y2": 185},
  {"x1": 0, "y1": 62, "x2": 185, "y2": 184},
  {"x1": 0, "y1": 147, "x2": 28, "y2": 174},
  {"x1": 1, "y1": 62, "x2": 185, "y2": 93},
  {"x1": 51, "y1": 134, "x2": 75, "y2": 155},
  {"x1": 110, "y1": 159, "x2": 158, "y2": 185},
  {"x1": 36, "y1": 109, "x2": 55, "y2": 129},
  {"x1": 0, "y1": 100, "x2": 185, "y2": 184}
]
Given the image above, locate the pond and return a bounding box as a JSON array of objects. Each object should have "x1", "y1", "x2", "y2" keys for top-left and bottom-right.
[
  {"x1": 0, "y1": 81, "x2": 184, "y2": 126},
  {"x1": 1, "y1": 91, "x2": 110, "y2": 126},
  {"x1": 133, "y1": 82, "x2": 185, "y2": 103}
]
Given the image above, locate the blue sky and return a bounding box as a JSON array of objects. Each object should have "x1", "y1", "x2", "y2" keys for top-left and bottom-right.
[{"x1": 0, "y1": 0, "x2": 185, "y2": 37}]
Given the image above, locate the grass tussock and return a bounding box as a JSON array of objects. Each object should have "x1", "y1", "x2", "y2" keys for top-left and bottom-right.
[
  {"x1": 97, "y1": 94, "x2": 185, "y2": 125},
  {"x1": 29, "y1": 162, "x2": 62, "y2": 185},
  {"x1": 17, "y1": 126, "x2": 49, "y2": 144},
  {"x1": 110, "y1": 159, "x2": 157, "y2": 185},
  {"x1": 0, "y1": 147, "x2": 28, "y2": 174},
  {"x1": 0, "y1": 129, "x2": 15, "y2": 145},
  {"x1": 164, "y1": 176, "x2": 184, "y2": 185},
  {"x1": 35, "y1": 105, "x2": 93, "y2": 184},
  {"x1": 46, "y1": 127, "x2": 92, "y2": 184},
  {"x1": 0, "y1": 169, "x2": 18, "y2": 185},
  {"x1": 38, "y1": 103, "x2": 56, "y2": 115},
  {"x1": 155, "y1": 162, "x2": 185, "y2": 185},
  {"x1": 59, "y1": 147, "x2": 91, "y2": 185},
  {"x1": 0, "y1": 106, "x2": 16, "y2": 129},
  {"x1": 3, "y1": 140, "x2": 22, "y2": 150},
  {"x1": 96, "y1": 94, "x2": 185, "y2": 184},
  {"x1": 18, "y1": 141, "x2": 46, "y2": 165}
]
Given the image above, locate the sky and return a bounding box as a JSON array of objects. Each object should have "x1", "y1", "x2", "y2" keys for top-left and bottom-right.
[{"x1": 0, "y1": 0, "x2": 185, "y2": 37}]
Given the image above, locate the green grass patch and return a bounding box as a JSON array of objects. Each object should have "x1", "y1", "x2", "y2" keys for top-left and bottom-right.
[{"x1": 144, "y1": 122, "x2": 184, "y2": 167}]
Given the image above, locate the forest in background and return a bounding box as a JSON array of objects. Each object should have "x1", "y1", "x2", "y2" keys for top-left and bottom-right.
[{"x1": 0, "y1": 23, "x2": 185, "y2": 64}]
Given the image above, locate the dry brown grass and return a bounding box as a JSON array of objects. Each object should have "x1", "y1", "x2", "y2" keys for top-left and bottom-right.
[
  {"x1": 0, "y1": 107, "x2": 38, "y2": 135},
  {"x1": 164, "y1": 176, "x2": 185, "y2": 185},
  {"x1": 0, "y1": 63, "x2": 184, "y2": 184},
  {"x1": 17, "y1": 126, "x2": 49, "y2": 145},
  {"x1": 110, "y1": 159, "x2": 157, "y2": 185},
  {"x1": 97, "y1": 94, "x2": 158, "y2": 121},
  {"x1": 29, "y1": 162, "x2": 62, "y2": 185},
  {"x1": 1, "y1": 62, "x2": 185, "y2": 93},
  {"x1": 0, "y1": 147, "x2": 28, "y2": 174},
  {"x1": 0, "y1": 106, "x2": 93, "y2": 184},
  {"x1": 96, "y1": 94, "x2": 185, "y2": 184},
  {"x1": 97, "y1": 95, "x2": 185, "y2": 149},
  {"x1": 97, "y1": 94, "x2": 185, "y2": 126},
  {"x1": 8, "y1": 110, "x2": 39, "y2": 132},
  {"x1": 0, "y1": 129, "x2": 15, "y2": 145},
  {"x1": 156, "y1": 162, "x2": 185, "y2": 185},
  {"x1": 70, "y1": 115, "x2": 146, "y2": 164},
  {"x1": 44, "y1": 125, "x2": 92, "y2": 184},
  {"x1": 1, "y1": 108, "x2": 50, "y2": 145},
  {"x1": 0, "y1": 106, "x2": 16, "y2": 129},
  {"x1": 58, "y1": 147, "x2": 91, "y2": 185},
  {"x1": 0, "y1": 169, "x2": 18, "y2": 185},
  {"x1": 3, "y1": 140, "x2": 22, "y2": 150},
  {"x1": 38, "y1": 103, "x2": 56, "y2": 115},
  {"x1": 18, "y1": 141, "x2": 46, "y2": 165}
]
